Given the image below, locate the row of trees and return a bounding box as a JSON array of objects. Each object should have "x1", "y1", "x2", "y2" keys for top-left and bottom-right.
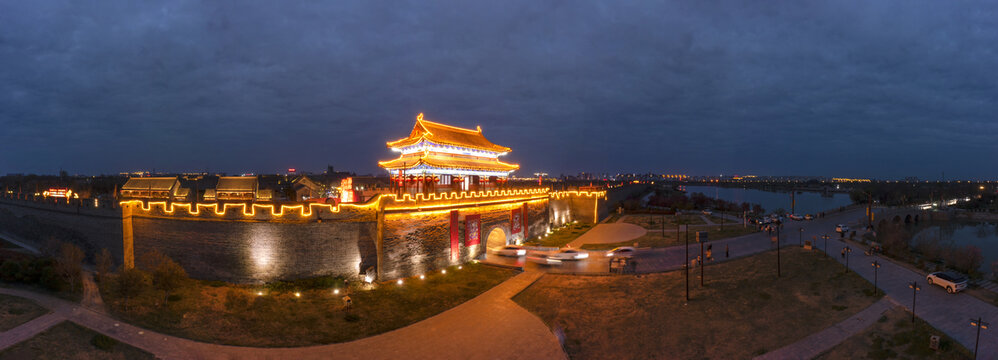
[
  {"x1": 877, "y1": 217, "x2": 985, "y2": 276},
  {"x1": 647, "y1": 190, "x2": 764, "y2": 214},
  {"x1": 104, "y1": 250, "x2": 189, "y2": 310},
  {"x1": 0, "y1": 240, "x2": 87, "y2": 293}
]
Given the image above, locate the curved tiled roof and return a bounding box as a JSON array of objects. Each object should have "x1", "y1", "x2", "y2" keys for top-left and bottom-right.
[
  {"x1": 379, "y1": 152, "x2": 519, "y2": 173},
  {"x1": 386, "y1": 118, "x2": 511, "y2": 153}
]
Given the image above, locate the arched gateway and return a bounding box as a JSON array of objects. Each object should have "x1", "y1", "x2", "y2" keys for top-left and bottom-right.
[{"x1": 486, "y1": 227, "x2": 509, "y2": 250}]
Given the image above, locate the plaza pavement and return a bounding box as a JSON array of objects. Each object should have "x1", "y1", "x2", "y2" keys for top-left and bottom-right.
[{"x1": 0, "y1": 271, "x2": 566, "y2": 360}]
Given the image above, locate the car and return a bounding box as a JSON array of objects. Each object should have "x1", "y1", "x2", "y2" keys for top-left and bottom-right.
[
  {"x1": 927, "y1": 271, "x2": 968, "y2": 294},
  {"x1": 526, "y1": 253, "x2": 562, "y2": 265},
  {"x1": 605, "y1": 246, "x2": 636, "y2": 258},
  {"x1": 494, "y1": 245, "x2": 527, "y2": 257},
  {"x1": 836, "y1": 224, "x2": 850, "y2": 233},
  {"x1": 702, "y1": 209, "x2": 713, "y2": 216},
  {"x1": 804, "y1": 214, "x2": 814, "y2": 220},
  {"x1": 549, "y1": 248, "x2": 590, "y2": 261},
  {"x1": 789, "y1": 214, "x2": 803, "y2": 221}
]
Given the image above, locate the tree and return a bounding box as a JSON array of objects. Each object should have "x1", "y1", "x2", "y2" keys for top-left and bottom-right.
[
  {"x1": 95, "y1": 248, "x2": 113, "y2": 281},
  {"x1": 140, "y1": 250, "x2": 189, "y2": 305},
  {"x1": 115, "y1": 267, "x2": 148, "y2": 311},
  {"x1": 56, "y1": 242, "x2": 84, "y2": 293}
]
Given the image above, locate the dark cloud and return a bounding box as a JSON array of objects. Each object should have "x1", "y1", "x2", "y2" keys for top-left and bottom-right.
[{"x1": 1, "y1": 0, "x2": 996, "y2": 179}]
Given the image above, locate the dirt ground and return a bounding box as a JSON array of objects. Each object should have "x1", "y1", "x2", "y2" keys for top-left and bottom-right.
[
  {"x1": 0, "y1": 294, "x2": 48, "y2": 332},
  {"x1": 514, "y1": 248, "x2": 879, "y2": 359}
]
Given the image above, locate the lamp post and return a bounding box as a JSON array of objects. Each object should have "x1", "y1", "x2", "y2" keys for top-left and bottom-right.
[
  {"x1": 683, "y1": 213, "x2": 689, "y2": 302},
  {"x1": 870, "y1": 261, "x2": 881, "y2": 296},
  {"x1": 799, "y1": 227, "x2": 804, "y2": 247},
  {"x1": 969, "y1": 317, "x2": 989, "y2": 360},
  {"x1": 776, "y1": 223, "x2": 781, "y2": 277},
  {"x1": 844, "y1": 246, "x2": 852, "y2": 271},
  {"x1": 697, "y1": 231, "x2": 707, "y2": 287},
  {"x1": 822, "y1": 234, "x2": 830, "y2": 254},
  {"x1": 908, "y1": 281, "x2": 920, "y2": 324}
]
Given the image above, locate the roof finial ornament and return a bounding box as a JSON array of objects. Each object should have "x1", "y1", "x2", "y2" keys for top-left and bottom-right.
[{"x1": 417, "y1": 113, "x2": 424, "y2": 121}]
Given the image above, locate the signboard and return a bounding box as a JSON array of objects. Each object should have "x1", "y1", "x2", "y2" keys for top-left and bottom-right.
[
  {"x1": 465, "y1": 214, "x2": 481, "y2": 246},
  {"x1": 696, "y1": 231, "x2": 708, "y2": 243},
  {"x1": 288, "y1": 168, "x2": 296, "y2": 173}
]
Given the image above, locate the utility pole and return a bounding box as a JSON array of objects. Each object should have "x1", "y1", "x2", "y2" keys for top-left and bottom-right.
[
  {"x1": 697, "y1": 231, "x2": 707, "y2": 287},
  {"x1": 871, "y1": 261, "x2": 881, "y2": 296},
  {"x1": 684, "y1": 218, "x2": 689, "y2": 302},
  {"x1": 969, "y1": 317, "x2": 989, "y2": 360},
  {"x1": 776, "y1": 224, "x2": 781, "y2": 277}
]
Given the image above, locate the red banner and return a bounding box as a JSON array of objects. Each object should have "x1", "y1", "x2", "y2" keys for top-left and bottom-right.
[
  {"x1": 450, "y1": 210, "x2": 460, "y2": 261},
  {"x1": 511, "y1": 207, "x2": 522, "y2": 235},
  {"x1": 465, "y1": 214, "x2": 481, "y2": 246}
]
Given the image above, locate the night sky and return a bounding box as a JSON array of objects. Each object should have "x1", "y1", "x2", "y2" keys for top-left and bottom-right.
[{"x1": 1, "y1": 1, "x2": 996, "y2": 179}]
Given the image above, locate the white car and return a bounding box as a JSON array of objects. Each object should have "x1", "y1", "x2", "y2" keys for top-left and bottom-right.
[
  {"x1": 494, "y1": 245, "x2": 527, "y2": 257},
  {"x1": 927, "y1": 271, "x2": 968, "y2": 294},
  {"x1": 526, "y1": 253, "x2": 562, "y2": 265},
  {"x1": 702, "y1": 209, "x2": 713, "y2": 216},
  {"x1": 549, "y1": 248, "x2": 590, "y2": 261},
  {"x1": 788, "y1": 214, "x2": 803, "y2": 221},
  {"x1": 836, "y1": 224, "x2": 850, "y2": 233},
  {"x1": 605, "y1": 246, "x2": 636, "y2": 258},
  {"x1": 804, "y1": 214, "x2": 814, "y2": 220}
]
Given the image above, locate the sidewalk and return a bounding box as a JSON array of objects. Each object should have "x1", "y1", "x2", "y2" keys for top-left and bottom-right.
[
  {"x1": 0, "y1": 271, "x2": 565, "y2": 359},
  {"x1": 754, "y1": 298, "x2": 895, "y2": 360}
]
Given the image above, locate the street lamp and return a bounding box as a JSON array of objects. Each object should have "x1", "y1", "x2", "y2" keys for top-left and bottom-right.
[
  {"x1": 776, "y1": 223, "x2": 782, "y2": 277},
  {"x1": 822, "y1": 234, "x2": 830, "y2": 253},
  {"x1": 870, "y1": 261, "x2": 881, "y2": 296},
  {"x1": 799, "y1": 227, "x2": 804, "y2": 247},
  {"x1": 908, "y1": 281, "x2": 920, "y2": 324},
  {"x1": 969, "y1": 317, "x2": 989, "y2": 360},
  {"x1": 844, "y1": 246, "x2": 853, "y2": 271}
]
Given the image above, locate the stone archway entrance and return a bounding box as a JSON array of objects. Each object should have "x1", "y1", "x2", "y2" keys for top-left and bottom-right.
[{"x1": 486, "y1": 227, "x2": 508, "y2": 250}]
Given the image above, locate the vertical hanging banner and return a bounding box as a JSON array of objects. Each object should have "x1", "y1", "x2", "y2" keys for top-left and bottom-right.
[
  {"x1": 450, "y1": 210, "x2": 460, "y2": 261},
  {"x1": 511, "y1": 207, "x2": 523, "y2": 236},
  {"x1": 465, "y1": 214, "x2": 481, "y2": 246},
  {"x1": 521, "y1": 203, "x2": 529, "y2": 241}
]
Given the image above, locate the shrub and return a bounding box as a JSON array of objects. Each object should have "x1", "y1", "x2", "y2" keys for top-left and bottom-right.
[
  {"x1": 224, "y1": 289, "x2": 252, "y2": 312},
  {"x1": 1, "y1": 260, "x2": 20, "y2": 281},
  {"x1": 266, "y1": 275, "x2": 345, "y2": 293},
  {"x1": 91, "y1": 334, "x2": 118, "y2": 351}
]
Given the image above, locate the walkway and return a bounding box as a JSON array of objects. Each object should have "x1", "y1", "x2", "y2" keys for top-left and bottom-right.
[
  {"x1": 0, "y1": 312, "x2": 64, "y2": 349},
  {"x1": 0, "y1": 271, "x2": 565, "y2": 360},
  {"x1": 754, "y1": 298, "x2": 895, "y2": 360}
]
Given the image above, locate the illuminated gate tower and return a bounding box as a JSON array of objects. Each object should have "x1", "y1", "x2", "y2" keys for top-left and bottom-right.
[{"x1": 379, "y1": 113, "x2": 519, "y2": 193}]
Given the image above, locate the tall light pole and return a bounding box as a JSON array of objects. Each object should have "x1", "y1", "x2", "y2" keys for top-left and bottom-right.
[
  {"x1": 697, "y1": 231, "x2": 707, "y2": 287},
  {"x1": 776, "y1": 224, "x2": 781, "y2": 277},
  {"x1": 871, "y1": 261, "x2": 881, "y2": 296},
  {"x1": 822, "y1": 234, "x2": 830, "y2": 254},
  {"x1": 799, "y1": 227, "x2": 804, "y2": 247},
  {"x1": 844, "y1": 246, "x2": 853, "y2": 271},
  {"x1": 969, "y1": 317, "x2": 989, "y2": 360},
  {"x1": 908, "y1": 281, "x2": 920, "y2": 324},
  {"x1": 684, "y1": 214, "x2": 689, "y2": 302}
]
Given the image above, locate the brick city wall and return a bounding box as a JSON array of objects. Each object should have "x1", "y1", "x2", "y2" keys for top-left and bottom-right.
[{"x1": 0, "y1": 198, "x2": 124, "y2": 264}]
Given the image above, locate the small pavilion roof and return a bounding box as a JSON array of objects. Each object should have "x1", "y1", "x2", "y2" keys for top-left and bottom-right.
[
  {"x1": 386, "y1": 117, "x2": 511, "y2": 153},
  {"x1": 122, "y1": 177, "x2": 178, "y2": 191},
  {"x1": 216, "y1": 176, "x2": 258, "y2": 192}
]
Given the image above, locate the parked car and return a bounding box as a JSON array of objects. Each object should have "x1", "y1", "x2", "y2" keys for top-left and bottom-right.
[
  {"x1": 526, "y1": 253, "x2": 562, "y2": 265},
  {"x1": 549, "y1": 248, "x2": 590, "y2": 260},
  {"x1": 494, "y1": 245, "x2": 527, "y2": 257},
  {"x1": 605, "y1": 246, "x2": 636, "y2": 258},
  {"x1": 804, "y1": 214, "x2": 814, "y2": 220},
  {"x1": 927, "y1": 271, "x2": 968, "y2": 294},
  {"x1": 836, "y1": 224, "x2": 850, "y2": 233},
  {"x1": 789, "y1": 214, "x2": 803, "y2": 221},
  {"x1": 702, "y1": 209, "x2": 713, "y2": 216}
]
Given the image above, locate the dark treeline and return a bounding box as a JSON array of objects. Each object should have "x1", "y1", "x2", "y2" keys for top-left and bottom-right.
[
  {"x1": 646, "y1": 188, "x2": 765, "y2": 214},
  {"x1": 849, "y1": 182, "x2": 995, "y2": 207}
]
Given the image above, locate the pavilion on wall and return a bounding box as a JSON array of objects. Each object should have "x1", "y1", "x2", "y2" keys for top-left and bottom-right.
[{"x1": 379, "y1": 113, "x2": 519, "y2": 194}]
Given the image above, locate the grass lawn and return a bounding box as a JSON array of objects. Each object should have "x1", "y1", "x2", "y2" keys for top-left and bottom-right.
[
  {"x1": 580, "y1": 225, "x2": 759, "y2": 251},
  {"x1": 99, "y1": 263, "x2": 517, "y2": 347},
  {"x1": 0, "y1": 294, "x2": 49, "y2": 331},
  {"x1": 514, "y1": 248, "x2": 879, "y2": 359},
  {"x1": 816, "y1": 306, "x2": 973, "y2": 360},
  {"x1": 524, "y1": 222, "x2": 594, "y2": 248},
  {"x1": 0, "y1": 321, "x2": 154, "y2": 360},
  {"x1": 623, "y1": 214, "x2": 706, "y2": 229}
]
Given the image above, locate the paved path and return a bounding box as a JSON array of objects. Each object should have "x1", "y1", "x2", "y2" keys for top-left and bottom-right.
[
  {"x1": 81, "y1": 272, "x2": 107, "y2": 314},
  {"x1": 565, "y1": 223, "x2": 646, "y2": 248},
  {"x1": 754, "y1": 298, "x2": 895, "y2": 360},
  {"x1": 0, "y1": 230, "x2": 40, "y2": 254},
  {"x1": 0, "y1": 271, "x2": 565, "y2": 360},
  {"x1": 0, "y1": 312, "x2": 64, "y2": 350}
]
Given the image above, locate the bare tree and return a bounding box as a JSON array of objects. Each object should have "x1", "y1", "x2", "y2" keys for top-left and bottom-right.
[
  {"x1": 95, "y1": 248, "x2": 113, "y2": 281},
  {"x1": 56, "y1": 242, "x2": 84, "y2": 293},
  {"x1": 116, "y1": 267, "x2": 148, "y2": 311},
  {"x1": 140, "y1": 250, "x2": 189, "y2": 305}
]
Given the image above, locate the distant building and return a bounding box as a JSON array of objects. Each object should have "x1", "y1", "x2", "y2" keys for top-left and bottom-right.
[
  {"x1": 203, "y1": 176, "x2": 272, "y2": 201},
  {"x1": 120, "y1": 177, "x2": 189, "y2": 201},
  {"x1": 291, "y1": 176, "x2": 324, "y2": 201}
]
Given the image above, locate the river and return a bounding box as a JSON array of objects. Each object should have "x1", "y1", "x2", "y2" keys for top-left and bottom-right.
[
  {"x1": 912, "y1": 222, "x2": 998, "y2": 274},
  {"x1": 681, "y1": 185, "x2": 854, "y2": 215}
]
